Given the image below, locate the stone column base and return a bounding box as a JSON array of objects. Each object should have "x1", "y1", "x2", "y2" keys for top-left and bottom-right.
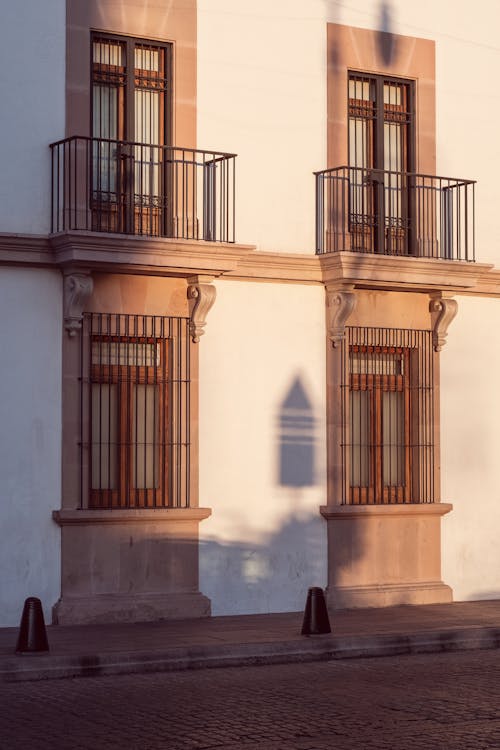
[
  {"x1": 53, "y1": 592, "x2": 211, "y2": 626},
  {"x1": 52, "y1": 508, "x2": 212, "y2": 625},
  {"x1": 321, "y1": 502, "x2": 453, "y2": 610}
]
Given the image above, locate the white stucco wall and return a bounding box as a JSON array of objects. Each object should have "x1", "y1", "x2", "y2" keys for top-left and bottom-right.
[
  {"x1": 197, "y1": 0, "x2": 327, "y2": 253},
  {"x1": 441, "y1": 295, "x2": 500, "y2": 601},
  {"x1": 0, "y1": 269, "x2": 62, "y2": 626},
  {"x1": 0, "y1": 0, "x2": 65, "y2": 234},
  {"x1": 199, "y1": 280, "x2": 327, "y2": 615}
]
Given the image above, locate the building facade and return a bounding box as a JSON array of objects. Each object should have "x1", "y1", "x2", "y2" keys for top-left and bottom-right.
[{"x1": 1, "y1": 0, "x2": 499, "y2": 626}]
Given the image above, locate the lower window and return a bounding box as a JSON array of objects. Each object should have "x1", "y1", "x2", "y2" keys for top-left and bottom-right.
[
  {"x1": 81, "y1": 313, "x2": 191, "y2": 509},
  {"x1": 342, "y1": 327, "x2": 435, "y2": 505}
]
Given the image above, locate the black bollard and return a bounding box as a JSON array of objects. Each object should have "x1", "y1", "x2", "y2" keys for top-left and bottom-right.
[
  {"x1": 301, "y1": 587, "x2": 331, "y2": 635},
  {"x1": 15, "y1": 597, "x2": 49, "y2": 653}
]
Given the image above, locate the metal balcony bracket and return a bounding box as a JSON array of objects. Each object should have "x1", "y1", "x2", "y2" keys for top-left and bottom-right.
[
  {"x1": 187, "y1": 276, "x2": 217, "y2": 343},
  {"x1": 429, "y1": 294, "x2": 458, "y2": 352}
]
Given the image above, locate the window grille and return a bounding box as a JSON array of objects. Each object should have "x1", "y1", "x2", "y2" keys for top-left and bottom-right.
[
  {"x1": 341, "y1": 327, "x2": 435, "y2": 504},
  {"x1": 80, "y1": 313, "x2": 191, "y2": 509}
]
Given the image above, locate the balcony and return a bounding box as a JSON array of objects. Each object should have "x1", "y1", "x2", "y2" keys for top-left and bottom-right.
[
  {"x1": 315, "y1": 167, "x2": 475, "y2": 262},
  {"x1": 50, "y1": 136, "x2": 236, "y2": 243}
]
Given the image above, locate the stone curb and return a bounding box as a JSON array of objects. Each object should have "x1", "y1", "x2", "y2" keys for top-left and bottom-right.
[{"x1": 2, "y1": 626, "x2": 500, "y2": 683}]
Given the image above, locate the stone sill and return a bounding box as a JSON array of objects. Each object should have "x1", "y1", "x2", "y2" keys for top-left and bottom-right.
[
  {"x1": 320, "y1": 502, "x2": 453, "y2": 520},
  {"x1": 53, "y1": 507, "x2": 212, "y2": 526}
]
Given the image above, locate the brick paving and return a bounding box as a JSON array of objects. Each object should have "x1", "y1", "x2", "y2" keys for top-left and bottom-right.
[{"x1": 1, "y1": 649, "x2": 500, "y2": 749}]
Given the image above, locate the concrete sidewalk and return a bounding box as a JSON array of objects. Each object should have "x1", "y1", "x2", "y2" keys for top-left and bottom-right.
[{"x1": 1, "y1": 599, "x2": 500, "y2": 683}]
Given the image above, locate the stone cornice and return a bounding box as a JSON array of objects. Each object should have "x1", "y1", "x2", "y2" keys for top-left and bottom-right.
[
  {"x1": 224, "y1": 250, "x2": 322, "y2": 283},
  {"x1": 1, "y1": 231, "x2": 500, "y2": 297},
  {"x1": 49, "y1": 231, "x2": 255, "y2": 277},
  {"x1": 0, "y1": 233, "x2": 53, "y2": 266},
  {"x1": 319, "y1": 252, "x2": 492, "y2": 293},
  {"x1": 464, "y1": 268, "x2": 500, "y2": 297}
]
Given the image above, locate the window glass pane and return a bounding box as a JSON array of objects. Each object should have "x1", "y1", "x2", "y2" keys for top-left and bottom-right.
[
  {"x1": 132, "y1": 384, "x2": 160, "y2": 489},
  {"x1": 92, "y1": 99, "x2": 119, "y2": 196},
  {"x1": 92, "y1": 341, "x2": 160, "y2": 366},
  {"x1": 135, "y1": 90, "x2": 160, "y2": 145},
  {"x1": 135, "y1": 46, "x2": 160, "y2": 72},
  {"x1": 350, "y1": 390, "x2": 370, "y2": 486},
  {"x1": 349, "y1": 78, "x2": 371, "y2": 101},
  {"x1": 134, "y1": 90, "x2": 161, "y2": 197},
  {"x1": 351, "y1": 352, "x2": 403, "y2": 375},
  {"x1": 383, "y1": 83, "x2": 402, "y2": 106},
  {"x1": 91, "y1": 383, "x2": 117, "y2": 489},
  {"x1": 93, "y1": 86, "x2": 118, "y2": 140},
  {"x1": 93, "y1": 41, "x2": 124, "y2": 67},
  {"x1": 382, "y1": 390, "x2": 405, "y2": 486},
  {"x1": 349, "y1": 118, "x2": 369, "y2": 171}
]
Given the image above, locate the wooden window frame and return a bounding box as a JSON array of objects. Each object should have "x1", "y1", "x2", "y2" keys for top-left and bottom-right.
[
  {"x1": 89, "y1": 335, "x2": 169, "y2": 509},
  {"x1": 347, "y1": 72, "x2": 415, "y2": 254},
  {"x1": 90, "y1": 32, "x2": 172, "y2": 145},
  {"x1": 349, "y1": 345, "x2": 412, "y2": 505},
  {"x1": 90, "y1": 33, "x2": 173, "y2": 235}
]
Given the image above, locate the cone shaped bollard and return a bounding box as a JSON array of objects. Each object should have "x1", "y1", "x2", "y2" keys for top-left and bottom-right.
[
  {"x1": 301, "y1": 587, "x2": 331, "y2": 635},
  {"x1": 15, "y1": 597, "x2": 49, "y2": 653}
]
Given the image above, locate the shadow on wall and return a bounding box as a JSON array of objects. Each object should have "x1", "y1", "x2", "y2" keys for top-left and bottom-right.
[
  {"x1": 201, "y1": 374, "x2": 327, "y2": 616},
  {"x1": 326, "y1": 0, "x2": 398, "y2": 67},
  {"x1": 200, "y1": 511, "x2": 327, "y2": 616},
  {"x1": 377, "y1": 1, "x2": 398, "y2": 66},
  {"x1": 277, "y1": 375, "x2": 318, "y2": 489}
]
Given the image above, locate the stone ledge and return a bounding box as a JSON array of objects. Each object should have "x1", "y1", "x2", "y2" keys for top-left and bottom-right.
[
  {"x1": 53, "y1": 507, "x2": 212, "y2": 525},
  {"x1": 49, "y1": 231, "x2": 255, "y2": 277},
  {"x1": 320, "y1": 502, "x2": 453, "y2": 519}
]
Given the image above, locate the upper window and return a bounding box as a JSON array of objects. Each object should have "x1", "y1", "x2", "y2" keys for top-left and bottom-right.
[
  {"x1": 348, "y1": 72, "x2": 414, "y2": 174},
  {"x1": 92, "y1": 34, "x2": 171, "y2": 146},
  {"x1": 91, "y1": 34, "x2": 172, "y2": 235},
  {"x1": 347, "y1": 72, "x2": 415, "y2": 255}
]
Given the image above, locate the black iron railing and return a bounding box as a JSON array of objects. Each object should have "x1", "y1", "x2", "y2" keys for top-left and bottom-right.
[
  {"x1": 51, "y1": 136, "x2": 236, "y2": 243},
  {"x1": 315, "y1": 166, "x2": 475, "y2": 261}
]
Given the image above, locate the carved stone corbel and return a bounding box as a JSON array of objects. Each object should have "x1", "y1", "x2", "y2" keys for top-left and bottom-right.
[
  {"x1": 63, "y1": 272, "x2": 93, "y2": 337},
  {"x1": 429, "y1": 295, "x2": 458, "y2": 352},
  {"x1": 187, "y1": 276, "x2": 217, "y2": 343},
  {"x1": 326, "y1": 288, "x2": 356, "y2": 347}
]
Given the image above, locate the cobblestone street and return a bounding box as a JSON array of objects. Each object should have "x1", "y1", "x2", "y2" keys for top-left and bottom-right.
[{"x1": 2, "y1": 649, "x2": 500, "y2": 749}]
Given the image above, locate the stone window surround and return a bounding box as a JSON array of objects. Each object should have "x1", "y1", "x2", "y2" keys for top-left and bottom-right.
[
  {"x1": 327, "y1": 22, "x2": 436, "y2": 175},
  {"x1": 66, "y1": 0, "x2": 197, "y2": 148}
]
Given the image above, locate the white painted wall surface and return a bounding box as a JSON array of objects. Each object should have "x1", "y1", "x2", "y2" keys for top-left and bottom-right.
[
  {"x1": 441, "y1": 296, "x2": 500, "y2": 601},
  {"x1": 0, "y1": 269, "x2": 62, "y2": 626},
  {"x1": 199, "y1": 280, "x2": 327, "y2": 615},
  {"x1": 197, "y1": 0, "x2": 327, "y2": 253},
  {"x1": 0, "y1": 0, "x2": 65, "y2": 234}
]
